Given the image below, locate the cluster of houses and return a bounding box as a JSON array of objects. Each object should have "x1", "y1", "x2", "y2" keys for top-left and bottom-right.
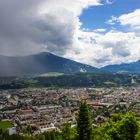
[{"x1": 1, "y1": 86, "x2": 140, "y2": 134}]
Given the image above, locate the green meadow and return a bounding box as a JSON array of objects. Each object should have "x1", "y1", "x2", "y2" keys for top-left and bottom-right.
[{"x1": 0, "y1": 121, "x2": 13, "y2": 132}]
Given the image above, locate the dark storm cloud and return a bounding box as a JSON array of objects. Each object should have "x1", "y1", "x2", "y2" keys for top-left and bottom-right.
[
  {"x1": 0, "y1": 0, "x2": 75, "y2": 56},
  {"x1": 31, "y1": 13, "x2": 75, "y2": 55}
]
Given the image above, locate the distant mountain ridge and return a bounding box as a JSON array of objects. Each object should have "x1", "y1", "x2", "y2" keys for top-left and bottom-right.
[
  {"x1": 0, "y1": 52, "x2": 99, "y2": 76},
  {"x1": 0, "y1": 52, "x2": 140, "y2": 76},
  {"x1": 101, "y1": 60, "x2": 140, "y2": 74}
]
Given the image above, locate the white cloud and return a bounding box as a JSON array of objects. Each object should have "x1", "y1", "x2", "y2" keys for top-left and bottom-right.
[
  {"x1": 93, "y1": 28, "x2": 107, "y2": 32},
  {"x1": 119, "y1": 9, "x2": 140, "y2": 30},
  {"x1": 107, "y1": 9, "x2": 140, "y2": 30},
  {"x1": 96, "y1": 31, "x2": 140, "y2": 65},
  {"x1": 106, "y1": 0, "x2": 116, "y2": 4},
  {"x1": 106, "y1": 16, "x2": 118, "y2": 25},
  {"x1": 65, "y1": 29, "x2": 140, "y2": 67},
  {"x1": 39, "y1": 0, "x2": 101, "y2": 16}
]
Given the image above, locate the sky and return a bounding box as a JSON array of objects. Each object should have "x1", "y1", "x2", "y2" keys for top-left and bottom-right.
[{"x1": 0, "y1": 0, "x2": 140, "y2": 67}]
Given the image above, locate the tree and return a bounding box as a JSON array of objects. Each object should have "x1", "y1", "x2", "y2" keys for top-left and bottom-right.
[
  {"x1": 118, "y1": 112, "x2": 139, "y2": 140},
  {"x1": 44, "y1": 130, "x2": 61, "y2": 140},
  {"x1": 62, "y1": 123, "x2": 77, "y2": 140},
  {"x1": 62, "y1": 123, "x2": 71, "y2": 140},
  {"x1": 77, "y1": 101, "x2": 93, "y2": 140},
  {"x1": 94, "y1": 112, "x2": 139, "y2": 140},
  {"x1": 38, "y1": 134, "x2": 45, "y2": 140},
  {"x1": 23, "y1": 125, "x2": 37, "y2": 136}
]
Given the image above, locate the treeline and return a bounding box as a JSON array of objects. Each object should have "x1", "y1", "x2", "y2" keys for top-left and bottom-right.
[
  {"x1": 0, "y1": 73, "x2": 140, "y2": 89},
  {"x1": 0, "y1": 78, "x2": 36, "y2": 89},
  {"x1": 0, "y1": 102, "x2": 140, "y2": 140},
  {"x1": 36, "y1": 73, "x2": 134, "y2": 87}
]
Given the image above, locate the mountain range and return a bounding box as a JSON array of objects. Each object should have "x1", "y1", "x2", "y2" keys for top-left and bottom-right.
[
  {"x1": 0, "y1": 52, "x2": 98, "y2": 76},
  {"x1": 101, "y1": 60, "x2": 140, "y2": 74},
  {"x1": 0, "y1": 52, "x2": 140, "y2": 76}
]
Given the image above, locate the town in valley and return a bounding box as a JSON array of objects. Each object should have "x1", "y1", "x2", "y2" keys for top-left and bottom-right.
[{"x1": 1, "y1": 86, "x2": 140, "y2": 135}]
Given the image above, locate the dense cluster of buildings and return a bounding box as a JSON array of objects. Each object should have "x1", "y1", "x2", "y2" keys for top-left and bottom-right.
[{"x1": 0, "y1": 86, "x2": 140, "y2": 134}]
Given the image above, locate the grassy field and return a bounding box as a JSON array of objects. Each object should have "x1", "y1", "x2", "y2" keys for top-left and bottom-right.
[
  {"x1": 0, "y1": 121, "x2": 13, "y2": 131},
  {"x1": 39, "y1": 72, "x2": 64, "y2": 77}
]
